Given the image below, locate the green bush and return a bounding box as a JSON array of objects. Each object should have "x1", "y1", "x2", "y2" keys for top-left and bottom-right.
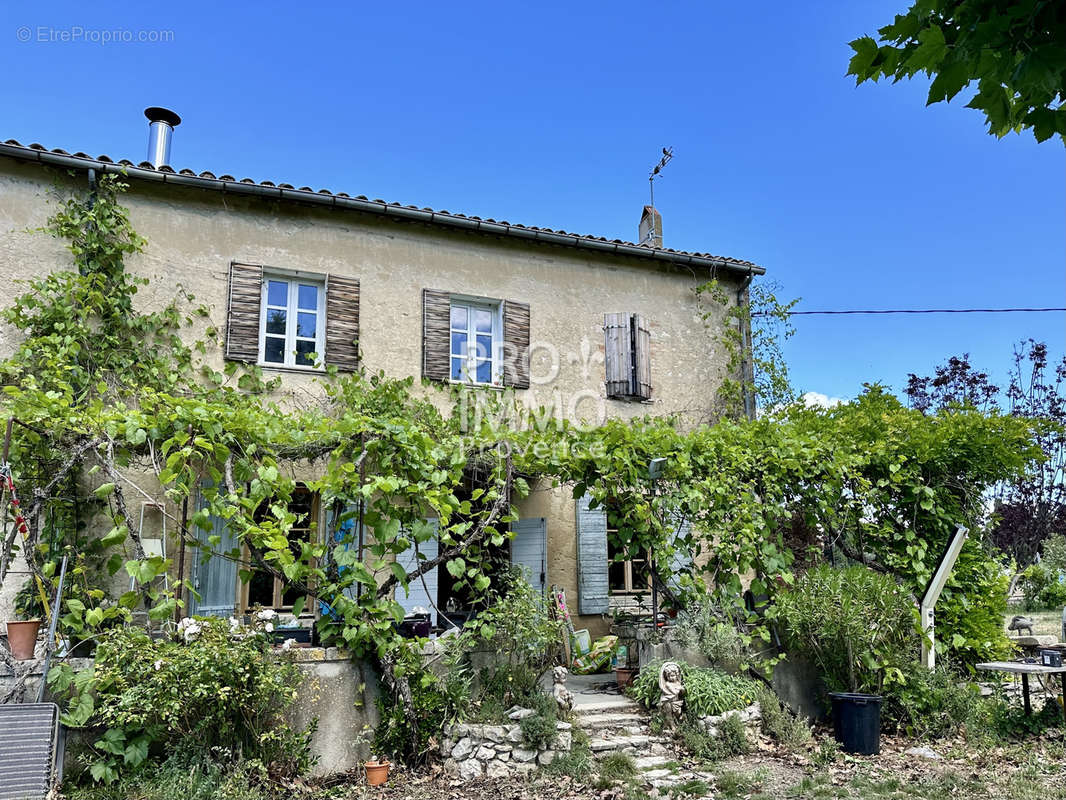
[
  {"x1": 1019, "y1": 562, "x2": 1066, "y2": 610},
  {"x1": 671, "y1": 594, "x2": 746, "y2": 669},
  {"x1": 771, "y1": 565, "x2": 918, "y2": 694},
  {"x1": 518, "y1": 690, "x2": 559, "y2": 750},
  {"x1": 628, "y1": 660, "x2": 760, "y2": 718},
  {"x1": 1042, "y1": 533, "x2": 1066, "y2": 574},
  {"x1": 755, "y1": 685, "x2": 811, "y2": 749},
  {"x1": 677, "y1": 714, "x2": 749, "y2": 763},
  {"x1": 886, "y1": 666, "x2": 989, "y2": 739},
  {"x1": 49, "y1": 618, "x2": 312, "y2": 784}
]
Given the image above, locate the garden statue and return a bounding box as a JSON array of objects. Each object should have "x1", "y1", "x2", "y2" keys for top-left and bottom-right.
[
  {"x1": 1008, "y1": 615, "x2": 1035, "y2": 637},
  {"x1": 658, "y1": 661, "x2": 685, "y2": 730},
  {"x1": 552, "y1": 665, "x2": 574, "y2": 714}
]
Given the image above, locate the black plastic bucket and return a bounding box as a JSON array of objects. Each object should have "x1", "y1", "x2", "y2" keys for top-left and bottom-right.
[{"x1": 829, "y1": 692, "x2": 882, "y2": 755}]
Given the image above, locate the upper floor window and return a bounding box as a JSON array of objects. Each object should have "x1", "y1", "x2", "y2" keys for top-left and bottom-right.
[
  {"x1": 225, "y1": 263, "x2": 360, "y2": 373},
  {"x1": 422, "y1": 289, "x2": 530, "y2": 389},
  {"x1": 449, "y1": 299, "x2": 501, "y2": 385},
  {"x1": 261, "y1": 277, "x2": 325, "y2": 368}
]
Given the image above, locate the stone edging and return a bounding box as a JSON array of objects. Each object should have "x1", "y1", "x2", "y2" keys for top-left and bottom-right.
[{"x1": 442, "y1": 719, "x2": 573, "y2": 780}]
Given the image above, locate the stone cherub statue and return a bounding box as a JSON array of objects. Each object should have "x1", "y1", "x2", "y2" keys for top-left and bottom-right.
[
  {"x1": 552, "y1": 665, "x2": 574, "y2": 714},
  {"x1": 658, "y1": 661, "x2": 686, "y2": 731}
]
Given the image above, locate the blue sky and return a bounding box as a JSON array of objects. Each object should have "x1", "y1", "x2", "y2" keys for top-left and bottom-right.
[{"x1": 2, "y1": 1, "x2": 1062, "y2": 401}]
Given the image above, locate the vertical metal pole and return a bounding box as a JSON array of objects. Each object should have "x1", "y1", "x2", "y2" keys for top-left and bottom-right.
[
  {"x1": 173, "y1": 495, "x2": 189, "y2": 625},
  {"x1": 1022, "y1": 673, "x2": 1031, "y2": 715}
]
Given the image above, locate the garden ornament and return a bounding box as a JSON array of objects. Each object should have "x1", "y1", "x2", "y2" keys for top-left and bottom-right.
[
  {"x1": 1008, "y1": 615, "x2": 1034, "y2": 637},
  {"x1": 658, "y1": 661, "x2": 685, "y2": 731},
  {"x1": 552, "y1": 665, "x2": 574, "y2": 714}
]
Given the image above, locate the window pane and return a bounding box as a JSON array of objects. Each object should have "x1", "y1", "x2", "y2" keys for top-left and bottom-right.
[
  {"x1": 248, "y1": 569, "x2": 275, "y2": 607},
  {"x1": 474, "y1": 308, "x2": 492, "y2": 333},
  {"x1": 475, "y1": 334, "x2": 492, "y2": 359},
  {"x1": 451, "y1": 357, "x2": 464, "y2": 381},
  {"x1": 297, "y1": 311, "x2": 317, "y2": 338},
  {"x1": 450, "y1": 305, "x2": 467, "y2": 329},
  {"x1": 267, "y1": 280, "x2": 288, "y2": 307},
  {"x1": 476, "y1": 360, "x2": 492, "y2": 383},
  {"x1": 264, "y1": 336, "x2": 285, "y2": 363},
  {"x1": 295, "y1": 340, "x2": 316, "y2": 366},
  {"x1": 297, "y1": 284, "x2": 318, "y2": 310},
  {"x1": 609, "y1": 560, "x2": 626, "y2": 592},
  {"x1": 266, "y1": 309, "x2": 287, "y2": 335},
  {"x1": 451, "y1": 332, "x2": 467, "y2": 357}
]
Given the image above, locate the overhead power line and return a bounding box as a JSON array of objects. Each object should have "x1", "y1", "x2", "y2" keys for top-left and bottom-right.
[{"x1": 753, "y1": 307, "x2": 1066, "y2": 317}]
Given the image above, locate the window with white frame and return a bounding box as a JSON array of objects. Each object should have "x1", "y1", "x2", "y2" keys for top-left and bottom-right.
[
  {"x1": 260, "y1": 276, "x2": 325, "y2": 369},
  {"x1": 449, "y1": 299, "x2": 501, "y2": 385}
]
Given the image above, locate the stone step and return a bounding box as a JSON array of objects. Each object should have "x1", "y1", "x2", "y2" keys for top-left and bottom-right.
[
  {"x1": 634, "y1": 755, "x2": 676, "y2": 771},
  {"x1": 589, "y1": 733, "x2": 667, "y2": 753},
  {"x1": 573, "y1": 697, "x2": 642, "y2": 715},
  {"x1": 574, "y1": 712, "x2": 649, "y2": 731}
]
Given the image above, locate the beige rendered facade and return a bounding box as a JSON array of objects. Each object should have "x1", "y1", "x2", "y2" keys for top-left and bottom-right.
[{"x1": 0, "y1": 142, "x2": 762, "y2": 636}]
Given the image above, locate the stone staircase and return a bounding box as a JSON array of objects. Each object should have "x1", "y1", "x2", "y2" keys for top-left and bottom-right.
[{"x1": 572, "y1": 695, "x2": 716, "y2": 793}]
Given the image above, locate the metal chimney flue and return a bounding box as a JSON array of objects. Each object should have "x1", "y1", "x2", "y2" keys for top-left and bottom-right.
[{"x1": 144, "y1": 107, "x2": 181, "y2": 168}]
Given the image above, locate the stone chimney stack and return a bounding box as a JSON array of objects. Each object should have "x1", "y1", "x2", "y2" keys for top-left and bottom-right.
[{"x1": 639, "y1": 205, "x2": 663, "y2": 248}]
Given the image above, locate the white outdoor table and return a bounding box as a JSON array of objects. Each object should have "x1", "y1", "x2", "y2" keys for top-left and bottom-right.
[{"x1": 976, "y1": 661, "x2": 1066, "y2": 719}]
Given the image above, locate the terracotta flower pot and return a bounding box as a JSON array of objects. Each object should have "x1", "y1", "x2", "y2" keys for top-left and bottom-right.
[
  {"x1": 615, "y1": 666, "x2": 637, "y2": 689},
  {"x1": 7, "y1": 619, "x2": 41, "y2": 660},
  {"x1": 365, "y1": 759, "x2": 390, "y2": 786}
]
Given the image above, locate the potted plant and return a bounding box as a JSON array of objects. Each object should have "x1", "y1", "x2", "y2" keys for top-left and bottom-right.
[
  {"x1": 615, "y1": 664, "x2": 638, "y2": 689},
  {"x1": 6, "y1": 618, "x2": 41, "y2": 660},
  {"x1": 364, "y1": 756, "x2": 390, "y2": 786}
]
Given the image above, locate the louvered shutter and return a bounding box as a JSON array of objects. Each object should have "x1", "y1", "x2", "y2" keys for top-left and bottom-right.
[
  {"x1": 667, "y1": 515, "x2": 693, "y2": 593},
  {"x1": 225, "y1": 262, "x2": 263, "y2": 362},
  {"x1": 604, "y1": 312, "x2": 633, "y2": 398},
  {"x1": 510, "y1": 517, "x2": 547, "y2": 592},
  {"x1": 502, "y1": 300, "x2": 531, "y2": 389},
  {"x1": 632, "y1": 314, "x2": 652, "y2": 400},
  {"x1": 325, "y1": 275, "x2": 360, "y2": 371},
  {"x1": 189, "y1": 482, "x2": 239, "y2": 618},
  {"x1": 394, "y1": 519, "x2": 439, "y2": 626},
  {"x1": 422, "y1": 289, "x2": 451, "y2": 382},
  {"x1": 575, "y1": 493, "x2": 609, "y2": 614}
]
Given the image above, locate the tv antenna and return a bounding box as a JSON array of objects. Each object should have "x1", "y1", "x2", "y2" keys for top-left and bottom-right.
[{"x1": 649, "y1": 146, "x2": 674, "y2": 207}]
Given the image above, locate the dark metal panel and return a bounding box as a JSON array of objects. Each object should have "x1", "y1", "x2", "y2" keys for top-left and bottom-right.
[{"x1": 0, "y1": 703, "x2": 58, "y2": 800}]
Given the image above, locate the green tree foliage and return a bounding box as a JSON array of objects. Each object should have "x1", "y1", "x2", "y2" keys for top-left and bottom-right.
[{"x1": 848, "y1": 0, "x2": 1066, "y2": 143}]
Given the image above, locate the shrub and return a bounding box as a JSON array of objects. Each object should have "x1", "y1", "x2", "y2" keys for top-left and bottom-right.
[
  {"x1": 518, "y1": 690, "x2": 559, "y2": 750},
  {"x1": 677, "y1": 714, "x2": 748, "y2": 763},
  {"x1": 671, "y1": 594, "x2": 746, "y2": 669},
  {"x1": 771, "y1": 565, "x2": 918, "y2": 694},
  {"x1": 628, "y1": 660, "x2": 760, "y2": 718},
  {"x1": 49, "y1": 618, "x2": 312, "y2": 784},
  {"x1": 755, "y1": 685, "x2": 811, "y2": 749},
  {"x1": 886, "y1": 666, "x2": 988, "y2": 739},
  {"x1": 1019, "y1": 562, "x2": 1066, "y2": 610}
]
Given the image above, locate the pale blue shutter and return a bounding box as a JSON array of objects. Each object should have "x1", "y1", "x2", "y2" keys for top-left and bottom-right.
[
  {"x1": 575, "y1": 493, "x2": 609, "y2": 614},
  {"x1": 189, "y1": 483, "x2": 239, "y2": 618},
  {"x1": 320, "y1": 504, "x2": 361, "y2": 617},
  {"x1": 510, "y1": 517, "x2": 547, "y2": 592},
  {"x1": 395, "y1": 519, "x2": 439, "y2": 625},
  {"x1": 667, "y1": 515, "x2": 693, "y2": 592}
]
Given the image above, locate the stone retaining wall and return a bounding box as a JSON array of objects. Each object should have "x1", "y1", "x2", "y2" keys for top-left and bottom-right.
[{"x1": 442, "y1": 718, "x2": 573, "y2": 781}]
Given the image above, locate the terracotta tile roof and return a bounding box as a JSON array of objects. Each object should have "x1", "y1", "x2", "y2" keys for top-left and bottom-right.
[{"x1": 0, "y1": 139, "x2": 764, "y2": 275}]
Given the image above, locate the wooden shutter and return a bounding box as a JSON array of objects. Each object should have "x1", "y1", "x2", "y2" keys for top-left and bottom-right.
[
  {"x1": 189, "y1": 483, "x2": 239, "y2": 618},
  {"x1": 604, "y1": 312, "x2": 632, "y2": 398},
  {"x1": 394, "y1": 519, "x2": 439, "y2": 626},
  {"x1": 422, "y1": 289, "x2": 451, "y2": 382},
  {"x1": 667, "y1": 514, "x2": 693, "y2": 593},
  {"x1": 325, "y1": 275, "x2": 360, "y2": 371},
  {"x1": 575, "y1": 493, "x2": 609, "y2": 614},
  {"x1": 632, "y1": 314, "x2": 652, "y2": 400},
  {"x1": 511, "y1": 517, "x2": 547, "y2": 592},
  {"x1": 225, "y1": 262, "x2": 263, "y2": 362},
  {"x1": 502, "y1": 300, "x2": 531, "y2": 389}
]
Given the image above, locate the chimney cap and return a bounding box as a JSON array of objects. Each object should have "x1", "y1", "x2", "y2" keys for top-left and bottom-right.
[{"x1": 144, "y1": 107, "x2": 181, "y2": 127}]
